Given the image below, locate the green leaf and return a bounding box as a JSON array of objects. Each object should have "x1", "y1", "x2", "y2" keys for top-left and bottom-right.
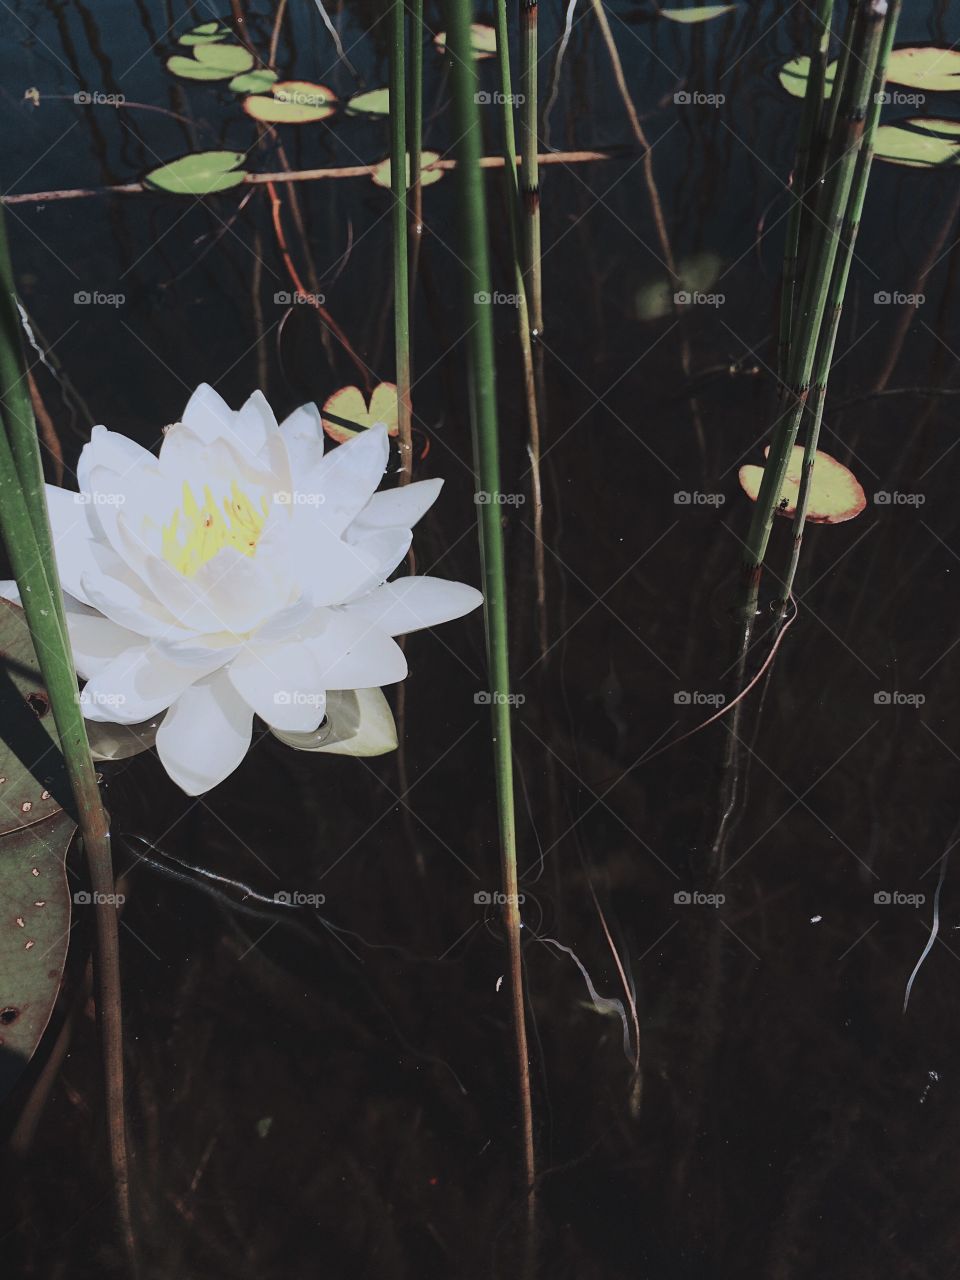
[
  {"x1": 370, "y1": 148, "x2": 444, "y2": 189},
  {"x1": 886, "y1": 46, "x2": 960, "y2": 93},
  {"x1": 433, "y1": 24, "x2": 497, "y2": 60},
  {"x1": 144, "y1": 150, "x2": 247, "y2": 194},
  {"x1": 779, "y1": 55, "x2": 837, "y2": 100},
  {"x1": 242, "y1": 80, "x2": 337, "y2": 124},
  {"x1": 166, "y1": 54, "x2": 237, "y2": 81},
  {"x1": 192, "y1": 42, "x2": 256, "y2": 72},
  {"x1": 0, "y1": 598, "x2": 70, "y2": 834},
  {"x1": 659, "y1": 5, "x2": 736, "y2": 23},
  {"x1": 874, "y1": 118, "x2": 960, "y2": 169},
  {"x1": 0, "y1": 807, "x2": 76, "y2": 1097},
  {"x1": 345, "y1": 87, "x2": 390, "y2": 117},
  {"x1": 635, "y1": 250, "x2": 724, "y2": 320},
  {"x1": 229, "y1": 68, "x2": 278, "y2": 94},
  {"x1": 178, "y1": 22, "x2": 233, "y2": 46}
]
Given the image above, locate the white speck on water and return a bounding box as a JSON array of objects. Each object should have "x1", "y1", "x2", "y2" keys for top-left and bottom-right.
[
  {"x1": 920, "y1": 1071, "x2": 939, "y2": 1104},
  {"x1": 495, "y1": 975, "x2": 504, "y2": 992},
  {"x1": 811, "y1": 915, "x2": 822, "y2": 924}
]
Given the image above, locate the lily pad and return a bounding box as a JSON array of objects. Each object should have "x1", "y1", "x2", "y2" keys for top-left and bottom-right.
[
  {"x1": 178, "y1": 22, "x2": 233, "y2": 46},
  {"x1": 779, "y1": 55, "x2": 837, "y2": 100},
  {"x1": 738, "y1": 445, "x2": 866, "y2": 524},
  {"x1": 144, "y1": 150, "x2": 247, "y2": 195},
  {"x1": 370, "y1": 149, "x2": 444, "y2": 189},
  {"x1": 660, "y1": 5, "x2": 736, "y2": 22},
  {"x1": 433, "y1": 24, "x2": 497, "y2": 60},
  {"x1": 345, "y1": 87, "x2": 390, "y2": 117},
  {"x1": 322, "y1": 383, "x2": 400, "y2": 444},
  {"x1": 229, "y1": 68, "x2": 279, "y2": 94},
  {"x1": 635, "y1": 250, "x2": 723, "y2": 320},
  {"x1": 192, "y1": 42, "x2": 256, "y2": 73},
  {"x1": 271, "y1": 689, "x2": 398, "y2": 756},
  {"x1": 886, "y1": 46, "x2": 960, "y2": 94},
  {"x1": 242, "y1": 80, "x2": 336, "y2": 124},
  {"x1": 0, "y1": 600, "x2": 71, "y2": 834},
  {"x1": 874, "y1": 117, "x2": 960, "y2": 169},
  {"x1": 0, "y1": 807, "x2": 76, "y2": 1097}
]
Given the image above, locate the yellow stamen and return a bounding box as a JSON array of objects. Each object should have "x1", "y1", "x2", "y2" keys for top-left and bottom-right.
[{"x1": 162, "y1": 479, "x2": 270, "y2": 577}]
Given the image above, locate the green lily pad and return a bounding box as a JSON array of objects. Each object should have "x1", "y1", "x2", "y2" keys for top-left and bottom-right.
[
  {"x1": 886, "y1": 46, "x2": 960, "y2": 93},
  {"x1": 345, "y1": 87, "x2": 390, "y2": 117},
  {"x1": 144, "y1": 150, "x2": 247, "y2": 194},
  {"x1": 242, "y1": 80, "x2": 337, "y2": 124},
  {"x1": 0, "y1": 807, "x2": 75, "y2": 1097},
  {"x1": 635, "y1": 250, "x2": 724, "y2": 320},
  {"x1": 779, "y1": 55, "x2": 837, "y2": 100},
  {"x1": 0, "y1": 600, "x2": 70, "y2": 835},
  {"x1": 178, "y1": 22, "x2": 233, "y2": 46},
  {"x1": 229, "y1": 68, "x2": 278, "y2": 94},
  {"x1": 370, "y1": 149, "x2": 444, "y2": 189},
  {"x1": 433, "y1": 24, "x2": 497, "y2": 60},
  {"x1": 660, "y1": 4, "x2": 736, "y2": 22},
  {"x1": 874, "y1": 118, "x2": 960, "y2": 169},
  {"x1": 193, "y1": 42, "x2": 255, "y2": 72}
]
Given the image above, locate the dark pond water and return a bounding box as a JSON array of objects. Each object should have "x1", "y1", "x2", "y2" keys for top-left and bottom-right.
[{"x1": 3, "y1": 0, "x2": 960, "y2": 1276}]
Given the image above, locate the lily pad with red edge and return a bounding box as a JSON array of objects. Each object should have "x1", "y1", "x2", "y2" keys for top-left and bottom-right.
[
  {"x1": 322, "y1": 383, "x2": 399, "y2": 444},
  {"x1": 370, "y1": 149, "x2": 444, "y2": 189},
  {"x1": 433, "y1": 24, "x2": 497, "y2": 59},
  {"x1": 243, "y1": 80, "x2": 336, "y2": 124},
  {"x1": 738, "y1": 445, "x2": 866, "y2": 524}
]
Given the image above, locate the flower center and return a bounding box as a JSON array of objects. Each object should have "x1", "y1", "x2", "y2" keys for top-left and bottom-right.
[{"x1": 162, "y1": 479, "x2": 269, "y2": 577}]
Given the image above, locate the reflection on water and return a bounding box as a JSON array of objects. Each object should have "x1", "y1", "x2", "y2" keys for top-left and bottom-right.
[{"x1": 4, "y1": 1, "x2": 960, "y2": 1276}]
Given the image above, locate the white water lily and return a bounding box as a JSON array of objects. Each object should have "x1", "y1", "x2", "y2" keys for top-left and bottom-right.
[{"x1": 3, "y1": 385, "x2": 482, "y2": 794}]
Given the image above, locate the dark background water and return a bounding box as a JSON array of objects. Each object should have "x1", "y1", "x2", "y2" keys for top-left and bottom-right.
[{"x1": 4, "y1": 0, "x2": 960, "y2": 1276}]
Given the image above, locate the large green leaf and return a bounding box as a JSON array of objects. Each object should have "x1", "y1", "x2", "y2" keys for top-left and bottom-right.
[
  {"x1": 886, "y1": 46, "x2": 960, "y2": 93},
  {"x1": 0, "y1": 808, "x2": 75, "y2": 1096},
  {"x1": 144, "y1": 150, "x2": 247, "y2": 195},
  {"x1": 874, "y1": 118, "x2": 960, "y2": 169},
  {"x1": 167, "y1": 43, "x2": 254, "y2": 81},
  {"x1": 660, "y1": 4, "x2": 736, "y2": 22},
  {"x1": 229, "y1": 68, "x2": 278, "y2": 94},
  {"x1": 779, "y1": 55, "x2": 837, "y2": 100},
  {"x1": 0, "y1": 599, "x2": 70, "y2": 834},
  {"x1": 345, "y1": 87, "x2": 390, "y2": 117},
  {"x1": 242, "y1": 80, "x2": 337, "y2": 124}
]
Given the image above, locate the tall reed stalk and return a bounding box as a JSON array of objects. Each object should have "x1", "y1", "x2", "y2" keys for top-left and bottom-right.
[
  {"x1": 0, "y1": 215, "x2": 135, "y2": 1266},
  {"x1": 742, "y1": 0, "x2": 886, "y2": 596},
  {"x1": 781, "y1": 0, "x2": 900, "y2": 604},
  {"x1": 408, "y1": 0, "x2": 425, "y2": 283},
  {"x1": 519, "y1": 0, "x2": 542, "y2": 336},
  {"x1": 388, "y1": 0, "x2": 413, "y2": 479},
  {"x1": 444, "y1": 0, "x2": 537, "y2": 1237}
]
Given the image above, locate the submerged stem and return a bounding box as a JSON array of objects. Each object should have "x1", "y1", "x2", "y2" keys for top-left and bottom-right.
[{"x1": 388, "y1": 0, "x2": 413, "y2": 479}]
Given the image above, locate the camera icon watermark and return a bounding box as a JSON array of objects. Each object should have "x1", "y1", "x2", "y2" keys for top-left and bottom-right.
[
  {"x1": 73, "y1": 490, "x2": 126, "y2": 506},
  {"x1": 673, "y1": 490, "x2": 726, "y2": 506},
  {"x1": 274, "y1": 290, "x2": 325, "y2": 306},
  {"x1": 873, "y1": 490, "x2": 925, "y2": 506},
  {"x1": 474, "y1": 90, "x2": 525, "y2": 105},
  {"x1": 474, "y1": 690, "x2": 526, "y2": 706},
  {"x1": 674, "y1": 690, "x2": 725, "y2": 707},
  {"x1": 874, "y1": 90, "x2": 925, "y2": 106},
  {"x1": 873, "y1": 290, "x2": 924, "y2": 307},
  {"x1": 273, "y1": 489, "x2": 326, "y2": 506},
  {"x1": 74, "y1": 889, "x2": 126, "y2": 905},
  {"x1": 74, "y1": 290, "x2": 125, "y2": 307},
  {"x1": 673, "y1": 90, "x2": 725, "y2": 107},
  {"x1": 474, "y1": 490, "x2": 525, "y2": 505},
  {"x1": 274, "y1": 889, "x2": 326, "y2": 906},
  {"x1": 873, "y1": 890, "x2": 925, "y2": 906},
  {"x1": 274, "y1": 691, "x2": 325, "y2": 708},
  {"x1": 474, "y1": 890, "x2": 526, "y2": 905},
  {"x1": 673, "y1": 889, "x2": 725, "y2": 907},
  {"x1": 873, "y1": 691, "x2": 925, "y2": 707},
  {"x1": 74, "y1": 90, "x2": 125, "y2": 106}
]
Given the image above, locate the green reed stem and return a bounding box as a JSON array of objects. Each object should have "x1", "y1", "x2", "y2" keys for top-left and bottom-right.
[
  {"x1": 780, "y1": 0, "x2": 900, "y2": 605},
  {"x1": 493, "y1": 0, "x2": 547, "y2": 658},
  {"x1": 445, "y1": 0, "x2": 537, "y2": 1235},
  {"x1": 519, "y1": 0, "x2": 542, "y2": 336},
  {"x1": 0, "y1": 215, "x2": 135, "y2": 1269},
  {"x1": 742, "y1": 0, "x2": 885, "y2": 591},
  {"x1": 388, "y1": 0, "x2": 413, "y2": 478},
  {"x1": 408, "y1": 0, "x2": 425, "y2": 287},
  {"x1": 778, "y1": 0, "x2": 834, "y2": 387}
]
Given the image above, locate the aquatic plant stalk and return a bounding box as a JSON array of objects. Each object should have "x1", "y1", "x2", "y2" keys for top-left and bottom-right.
[
  {"x1": 493, "y1": 0, "x2": 547, "y2": 658},
  {"x1": 388, "y1": 0, "x2": 413, "y2": 478},
  {"x1": 408, "y1": 0, "x2": 425, "y2": 286},
  {"x1": 519, "y1": 0, "x2": 542, "y2": 335},
  {"x1": 780, "y1": 0, "x2": 900, "y2": 604},
  {"x1": 0, "y1": 215, "x2": 135, "y2": 1266},
  {"x1": 742, "y1": 0, "x2": 886, "y2": 589},
  {"x1": 444, "y1": 0, "x2": 536, "y2": 1231}
]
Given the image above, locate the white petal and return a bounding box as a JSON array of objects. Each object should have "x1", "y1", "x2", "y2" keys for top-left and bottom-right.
[
  {"x1": 279, "y1": 402, "x2": 324, "y2": 477},
  {"x1": 45, "y1": 485, "x2": 109, "y2": 607},
  {"x1": 80, "y1": 644, "x2": 222, "y2": 723},
  {"x1": 350, "y1": 477, "x2": 443, "y2": 532},
  {"x1": 228, "y1": 642, "x2": 325, "y2": 731},
  {"x1": 344, "y1": 577, "x2": 483, "y2": 636},
  {"x1": 235, "y1": 390, "x2": 278, "y2": 457},
  {"x1": 180, "y1": 383, "x2": 235, "y2": 443},
  {"x1": 64, "y1": 608, "x2": 143, "y2": 680},
  {"x1": 272, "y1": 687, "x2": 397, "y2": 756},
  {"x1": 339, "y1": 527, "x2": 412, "y2": 600},
  {"x1": 300, "y1": 424, "x2": 389, "y2": 535},
  {"x1": 286, "y1": 516, "x2": 408, "y2": 607},
  {"x1": 308, "y1": 611, "x2": 407, "y2": 688},
  {"x1": 80, "y1": 567, "x2": 180, "y2": 640},
  {"x1": 156, "y1": 669, "x2": 254, "y2": 795},
  {"x1": 77, "y1": 425, "x2": 157, "y2": 495}
]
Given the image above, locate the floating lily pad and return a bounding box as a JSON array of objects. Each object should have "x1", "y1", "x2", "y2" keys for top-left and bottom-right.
[
  {"x1": 738, "y1": 445, "x2": 866, "y2": 524},
  {"x1": 370, "y1": 149, "x2": 444, "y2": 189},
  {"x1": 886, "y1": 46, "x2": 960, "y2": 93},
  {"x1": 192, "y1": 42, "x2": 255, "y2": 72},
  {"x1": 778, "y1": 55, "x2": 837, "y2": 100},
  {"x1": 0, "y1": 600, "x2": 71, "y2": 834},
  {"x1": 144, "y1": 150, "x2": 247, "y2": 195},
  {"x1": 345, "y1": 87, "x2": 390, "y2": 117},
  {"x1": 322, "y1": 383, "x2": 400, "y2": 444},
  {"x1": 271, "y1": 689, "x2": 398, "y2": 756},
  {"x1": 0, "y1": 807, "x2": 76, "y2": 1097},
  {"x1": 166, "y1": 54, "x2": 237, "y2": 81},
  {"x1": 178, "y1": 22, "x2": 233, "y2": 46},
  {"x1": 874, "y1": 117, "x2": 960, "y2": 169},
  {"x1": 433, "y1": 24, "x2": 497, "y2": 60},
  {"x1": 229, "y1": 68, "x2": 278, "y2": 94},
  {"x1": 660, "y1": 5, "x2": 736, "y2": 22},
  {"x1": 243, "y1": 80, "x2": 336, "y2": 124},
  {"x1": 635, "y1": 250, "x2": 723, "y2": 320}
]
